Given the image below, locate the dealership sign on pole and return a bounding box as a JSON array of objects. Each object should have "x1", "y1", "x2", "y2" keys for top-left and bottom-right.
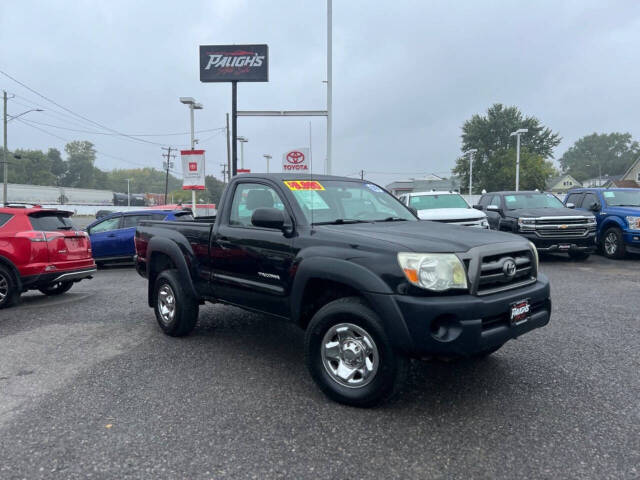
[
  {"x1": 181, "y1": 150, "x2": 206, "y2": 190},
  {"x1": 282, "y1": 148, "x2": 310, "y2": 172}
]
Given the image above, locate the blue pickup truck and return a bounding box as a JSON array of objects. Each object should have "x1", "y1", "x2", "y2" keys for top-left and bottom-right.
[
  {"x1": 564, "y1": 188, "x2": 640, "y2": 258},
  {"x1": 86, "y1": 208, "x2": 193, "y2": 266}
]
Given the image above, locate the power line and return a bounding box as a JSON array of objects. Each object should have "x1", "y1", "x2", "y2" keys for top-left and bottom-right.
[
  {"x1": 0, "y1": 70, "x2": 174, "y2": 147},
  {"x1": 14, "y1": 117, "x2": 183, "y2": 176}
]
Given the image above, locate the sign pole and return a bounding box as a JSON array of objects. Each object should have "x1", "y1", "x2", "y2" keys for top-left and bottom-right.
[{"x1": 232, "y1": 81, "x2": 238, "y2": 176}]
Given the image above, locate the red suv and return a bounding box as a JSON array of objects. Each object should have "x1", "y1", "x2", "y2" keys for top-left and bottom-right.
[{"x1": 0, "y1": 206, "x2": 96, "y2": 309}]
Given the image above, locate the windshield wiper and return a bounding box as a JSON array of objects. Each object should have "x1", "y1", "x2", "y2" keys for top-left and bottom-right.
[
  {"x1": 312, "y1": 219, "x2": 370, "y2": 225},
  {"x1": 376, "y1": 217, "x2": 408, "y2": 222},
  {"x1": 57, "y1": 226, "x2": 73, "y2": 230}
]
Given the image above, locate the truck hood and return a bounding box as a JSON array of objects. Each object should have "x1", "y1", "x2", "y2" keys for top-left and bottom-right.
[
  {"x1": 417, "y1": 208, "x2": 486, "y2": 221},
  {"x1": 504, "y1": 207, "x2": 592, "y2": 219},
  {"x1": 315, "y1": 220, "x2": 523, "y2": 253}
]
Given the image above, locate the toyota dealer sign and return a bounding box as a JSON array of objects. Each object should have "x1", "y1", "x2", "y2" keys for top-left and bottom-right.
[
  {"x1": 199, "y1": 44, "x2": 269, "y2": 82},
  {"x1": 181, "y1": 150, "x2": 206, "y2": 190},
  {"x1": 282, "y1": 148, "x2": 310, "y2": 172}
]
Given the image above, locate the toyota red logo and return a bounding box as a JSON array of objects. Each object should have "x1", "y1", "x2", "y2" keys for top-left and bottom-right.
[
  {"x1": 189, "y1": 162, "x2": 197, "y2": 171},
  {"x1": 286, "y1": 151, "x2": 305, "y2": 164}
]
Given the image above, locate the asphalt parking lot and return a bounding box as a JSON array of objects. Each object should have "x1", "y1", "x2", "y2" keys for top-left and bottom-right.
[{"x1": 1, "y1": 254, "x2": 639, "y2": 479}]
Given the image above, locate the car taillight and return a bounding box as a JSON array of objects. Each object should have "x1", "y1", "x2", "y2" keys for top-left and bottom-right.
[
  {"x1": 15, "y1": 231, "x2": 47, "y2": 242},
  {"x1": 44, "y1": 232, "x2": 65, "y2": 241}
]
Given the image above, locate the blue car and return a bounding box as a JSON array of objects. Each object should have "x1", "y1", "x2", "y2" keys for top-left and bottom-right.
[
  {"x1": 86, "y1": 209, "x2": 193, "y2": 265},
  {"x1": 564, "y1": 188, "x2": 640, "y2": 258}
]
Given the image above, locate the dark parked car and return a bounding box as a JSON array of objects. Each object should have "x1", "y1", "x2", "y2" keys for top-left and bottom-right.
[
  {"x1": 564, "y1": 188, "x2": 640, "y2": 258},
  {"x1": 134, "y1": 174, "x2": 551, "y2": 407},
  {"x1": 86, "y1": 209, "x2": 193, "y2": 266},
  {"x1": 474, "y1": 191, "x2": 597, "y2": 260}
]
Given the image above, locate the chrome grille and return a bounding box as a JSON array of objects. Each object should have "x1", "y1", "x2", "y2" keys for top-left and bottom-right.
[
  {"x1": 476, "y1": 249, "x2": 535, "y2": 296},
  {"x1": 537, "y1": 227, "x2": 588, "y2": 237}
]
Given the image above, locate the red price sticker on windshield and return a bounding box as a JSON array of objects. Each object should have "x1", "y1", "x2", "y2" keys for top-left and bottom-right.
[{"x1": 284, "y1": 180, "x2": 325, "y2": 191}]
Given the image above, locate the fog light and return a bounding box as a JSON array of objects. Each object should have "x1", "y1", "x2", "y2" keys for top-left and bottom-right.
[
  {"x1": 429, "y1": 315, "x2": 462, "y2": 342},
  {"x1": 44, "y1": 265, "x2": 57, "y2": 271}
]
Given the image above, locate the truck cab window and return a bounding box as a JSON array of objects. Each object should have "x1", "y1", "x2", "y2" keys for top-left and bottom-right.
[{"x1": 230, "y1": 183, "x2": 285, "y2": 227}]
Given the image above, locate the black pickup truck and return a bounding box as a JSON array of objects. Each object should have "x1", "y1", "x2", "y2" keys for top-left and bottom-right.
[
  {"x1": 135, "y1": 174, "x2": 551, "y2": 406},
  {"x1": 474, "y1": 191, "x2": 597, "y2": 260}
]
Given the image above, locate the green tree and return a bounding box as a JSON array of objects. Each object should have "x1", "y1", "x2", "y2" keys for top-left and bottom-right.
[
  {"x1": 204, "y1": 175, "x2": 226, "y2": 205},
  {"x1": 48, "y1": 148, "x2": 67, "y2": 185},
  {"x1": 453, "y1": 104, "x2": 561, "y2": 193},
  {"x1": 558, "y1": 132, "x2": 640, "y2": 181},
  {"x1": 8, "y1": 149, "x2": 56, "y2": 186},
  {"x1": 63, "y1": 141, "x2": 97, "y2": 188}
]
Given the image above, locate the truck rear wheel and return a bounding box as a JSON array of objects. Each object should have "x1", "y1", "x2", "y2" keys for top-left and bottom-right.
[
  {"x1": 304, "y1": 297, "x2": 408, "y2": 407},
  {"x1": 154, "y1": 269, "x2": 199, "y2": 337}
]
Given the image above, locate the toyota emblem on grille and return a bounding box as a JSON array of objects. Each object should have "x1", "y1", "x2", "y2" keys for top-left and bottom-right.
[{"x1": 502, "y1": 258, "x2": 517, "y2": 278}]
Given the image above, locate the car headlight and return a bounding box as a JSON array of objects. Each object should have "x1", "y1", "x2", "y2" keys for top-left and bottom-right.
[
  {"x1": 518, "y1": 217, "x2": 536, "y2": 230},
  {"x1": 481, "y1": 219, "x2": 489, "y2": 228},
  {"x1": 397, "y1": 253, "x2": 467, "y2": 292},
  {"x1": 626, "y1": 216, "x2": 640, "y2": 230},
  {"x1": 586, "y1": 216, "x2": 597, "y2": 226},
  {"x1": 528, "y1": 241, "x2": 539, "y2": 270}
]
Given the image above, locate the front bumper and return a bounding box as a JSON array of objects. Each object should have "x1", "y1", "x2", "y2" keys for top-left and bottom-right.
[
  {"x1": 517, "y1": 231, "x2": 596, "y2": 253},
  {"x1": 623, "y1": 231, "x2": 640, "y2": 254},
  {"x1": 387, "y1": 274, "x2": 551, "y2": 357},
  {"x1": 21, "y1": 266, "x2": 97, "y2": 291}
]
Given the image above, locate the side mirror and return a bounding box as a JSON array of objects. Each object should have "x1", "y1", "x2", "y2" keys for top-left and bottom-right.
[
  {"x1": 251, "y1": 207, "x2": 286, "y2": 230},
  {"x1": 566, "y1": 202, "x2": 575, "y2": 209},
  {"x1": 486, "y1": 205, "x2": 500, "y2": 212},
  {"x1": 589, "y1": 202, "x2": 600, "y2": 212},
  {"x1": 473, "y1": 204, "x2": 483, "y2": 210}
]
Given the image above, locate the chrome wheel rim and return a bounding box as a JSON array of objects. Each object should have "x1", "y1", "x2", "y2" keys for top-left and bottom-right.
[
  {"x1": 321, "y1": 323, "x2": 379, "y2": 388},
  {"x1": 0, "y1": 273, "x2": 8, "y2": 302},
  {"x1": 157, "y1": 284, "x2": 176, "y2": 325},
  {"x1": 605, "y1": 232, "x2": 618, "y2": 255}
]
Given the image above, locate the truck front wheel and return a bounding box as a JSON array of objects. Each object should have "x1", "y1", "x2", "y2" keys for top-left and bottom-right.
[
  {"x1": 304, "y1": 297, "x2": 408, "y2": 407},
  {"x1": 154, "y1": 269, "x2": 199, "y2": 337},
  {"x1": 602, "y1": 227, "x2": 626, "y2": 259}
]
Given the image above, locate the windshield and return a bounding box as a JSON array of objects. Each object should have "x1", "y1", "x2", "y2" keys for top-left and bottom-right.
[
  {"x1": 504, "y1": 193, "x2": 564, "y2": 210},
  {"x1": 409, "y1": 193, "x2": 469, "y2": 210},
  {"x1": 284, "y1": 180, "x2": 416, "y2": 224},
  {"x1": 602, "y1": 190, "x2": 640, "y2": 207}
]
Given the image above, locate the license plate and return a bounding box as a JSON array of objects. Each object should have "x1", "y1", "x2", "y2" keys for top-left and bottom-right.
[
  {"x1": 510, "y1": 299, "x2": 530, "y2": 324},
  {"x1": 558, "y1": 244, "x2": 571, "y2": 251}
]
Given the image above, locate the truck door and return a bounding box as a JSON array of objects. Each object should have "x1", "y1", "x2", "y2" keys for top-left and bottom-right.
[{"x1": 211, "y1": 181, "x2": 295, "y2": 317}]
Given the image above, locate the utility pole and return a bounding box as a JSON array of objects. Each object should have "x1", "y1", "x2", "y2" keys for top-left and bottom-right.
[
  {"x1": 3, "y1": 90, "x2": 7, "y2": 206},
  {"x1": 161, "y1": 147, "x2": 175, "y2": 205},
  {"x1": 225, "y1": 113, "x2": 231, "y2": 181},
  {"x1": 326, "y1": 0, "x2": 332, "y2": 175},
  {"x1": 126, "y1": 178, "x2": 131, "y2": 207},
  {"x1": 360, "y1": 170, "x2": 364, "y2": 180},
  {"x1": 220, "y1": 163, "x2": 228, "y2": 183}
]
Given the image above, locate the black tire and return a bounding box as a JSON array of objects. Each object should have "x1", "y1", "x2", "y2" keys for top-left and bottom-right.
[
  {"x1": 304, "y1": 297, "x2": 408, "y2": 407},
  {"x1": 0, "y1": 266, "x2": 19, "y2": 309},
  {"x1": 96, "y1": 261, "x2": 106, "y2": 269},
  {"x1": 568, "y1": 251, "x2": 590, "y2": 261},
  {"x1": 153, "y1": 269, "x2": 199, "y2": 337},
  {"x1": 602, "y1": 227, "x2": 626, "y2": 259},
  {"x1": 38, "y1": 281, "x2": 74, "y2": 296},
  {"x1": 473, "y1": 343, "x2": 503, "y2": 359}
]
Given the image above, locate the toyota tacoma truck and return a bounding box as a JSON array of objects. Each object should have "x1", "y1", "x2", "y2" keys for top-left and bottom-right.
[
  {"x1": 135, "y1": 174, "x2": 551, "y2": 407},
  {"x1": 474, "y1": 191, "x2": 597, "y2": 260}
]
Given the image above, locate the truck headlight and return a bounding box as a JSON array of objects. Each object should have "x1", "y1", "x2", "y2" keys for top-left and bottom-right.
[
  {"x1": 518, "y1": 217, "x2": 536, "y2": 230},
  {"x1": 397, "y1": 253, "x2": 468, "y2": 292},
  {"x1": 586, "y1": 216, "x2": 597, "y2": 226},
  {"x1": 626, "y1": 216, "x2": 640, "y2": 230},
  {"x1": 481, "y1": 219, "x2": 489, "y2": 228}
]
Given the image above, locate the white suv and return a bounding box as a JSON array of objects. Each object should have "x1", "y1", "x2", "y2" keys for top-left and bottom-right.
[{"x1": 398, "y1": 191, "x2": 489, "y2": 228}]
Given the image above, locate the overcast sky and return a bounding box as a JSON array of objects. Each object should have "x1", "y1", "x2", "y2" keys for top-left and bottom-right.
[{"x1": 2, "y1": 0, "x2": 639, "y2": 187}]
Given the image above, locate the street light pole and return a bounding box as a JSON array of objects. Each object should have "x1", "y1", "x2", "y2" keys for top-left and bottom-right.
[
  {"x1": 179, "y1": 97, "x2": 203, "y2": 216},
  {"x1": 326, "y1": 0, "x2": 333, "y2": 175},
  {"x1": 263, "y1": 154, "x2": 272, "y2": 173},
  {"x1": 464, "y1": 148, "x2": 477, "y2": 203},
  {"x1": 510, "y1": 128, "x2": 528, "y2": 192},
  {"x1": 237, "y1": 136, "x2": 248, "y2": 170},
  {"x1": 3, "y1": 90, "x2": 7, "y2": 206},
  {"x1": 126, "y1": 178, "x2": 131, "y2": 207}
]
